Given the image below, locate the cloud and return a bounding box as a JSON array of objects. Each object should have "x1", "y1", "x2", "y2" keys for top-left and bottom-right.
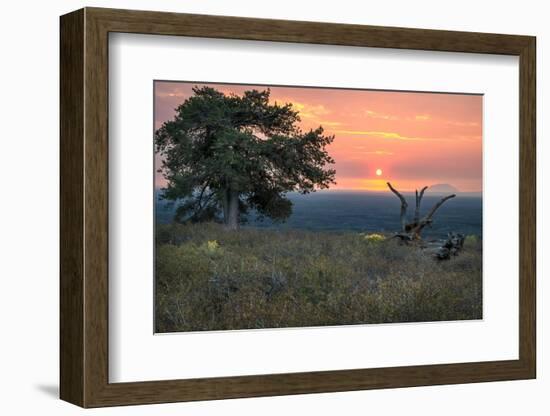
[
  {"x1": 333, "y1": 130, "x2": 445, "y2": 142},
  {"x1": 365, "y1": 110, "x2": 398, "y2": 120},
  {"x1": 364, "y1": 111, "x2": 431, "y2": 122},
  {"x1": 447, "y1": 120, "x2": 480, "y2": 127},
  {"x1": 451, "y1": 134, "x2": 482, "y2": 141},
  {"x1": 352, "y1": 147, "x2": 393, "y2": 155},
  {"x1": 362, "y1": 150, "x2": 394, "y2": 155},
  {"x1": 155, "y1": 90, "x2": 188, "y2": 98},
  {"x1": 390, "y1": 153, "x2": 482, "y2": 180},
  {"x1": 344, "y1": 150, "x2": 394, "y2": 160},
  {"x1": 274, "y1": 99, "x2": 344, "y2": 128},
  {"x1": 318, "y1": 120, "x2": 343, "y2": 127},
  {"x1": 289, "y1": 101, "x2": 330, "y2": 119}
]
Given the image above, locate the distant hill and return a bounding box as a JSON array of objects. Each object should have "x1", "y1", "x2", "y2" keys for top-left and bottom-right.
[{"x1": 427, "y1": 183, "x2": 459, "y2": 194}]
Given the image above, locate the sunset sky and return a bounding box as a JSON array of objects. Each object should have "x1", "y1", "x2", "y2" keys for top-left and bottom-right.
[{"x1": 154, "y1": 81, "x2": 482, "y2": 193}]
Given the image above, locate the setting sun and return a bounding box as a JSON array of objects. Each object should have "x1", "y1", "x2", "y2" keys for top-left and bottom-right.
[{"x1": 376, "y1": 168, "x2": 383, "y2": 176}]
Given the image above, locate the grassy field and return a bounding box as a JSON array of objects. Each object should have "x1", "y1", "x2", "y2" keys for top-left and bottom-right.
[{"x1": 155, "y1": 223, "x2": 482, "y2": 333}]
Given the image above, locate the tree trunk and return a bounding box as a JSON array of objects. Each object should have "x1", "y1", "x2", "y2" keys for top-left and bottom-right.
[{"x1": 224, "y1": 189, "x2": 240, "y2": 230}]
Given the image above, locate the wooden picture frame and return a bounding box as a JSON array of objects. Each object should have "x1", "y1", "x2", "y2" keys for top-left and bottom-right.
[{"x1": 60, "y1": 7, "x2": 536, "y2": 408}]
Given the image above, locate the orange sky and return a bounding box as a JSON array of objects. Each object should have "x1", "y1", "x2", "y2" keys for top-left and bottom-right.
[{"x1": 154, "y1": 81, "x2": 482, "y2": 193}]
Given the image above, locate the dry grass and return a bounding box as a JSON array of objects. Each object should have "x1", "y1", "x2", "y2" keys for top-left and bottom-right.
[{"x1": 155, "y1": 223, "x2": 482, "y2": 332}]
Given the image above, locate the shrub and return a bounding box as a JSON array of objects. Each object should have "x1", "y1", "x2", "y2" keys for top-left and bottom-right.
[{"x1": 155, "y1": 223, "x2": 482, "y2": 332}]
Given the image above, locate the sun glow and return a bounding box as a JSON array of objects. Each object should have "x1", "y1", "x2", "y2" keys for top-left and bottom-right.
[
  {"x1": 360, "y1": 179, "x2": 388, "y2": 192},
  {"x1": 375, "y1": 168, "x2": 383, "y2": 176}
]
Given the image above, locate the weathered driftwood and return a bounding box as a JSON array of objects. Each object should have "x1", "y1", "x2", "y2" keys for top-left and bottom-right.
[
  {"x1": 387, "y1": 182, "x2": 456, "y2": 240},
  {"x1": 423, "y1": 232, "x2": 465, "y2": 260}
]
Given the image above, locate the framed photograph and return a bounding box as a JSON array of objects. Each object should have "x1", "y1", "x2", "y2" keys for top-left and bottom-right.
[{"x1": 60, "y1": 7, "x2": 536, "y2": 408}]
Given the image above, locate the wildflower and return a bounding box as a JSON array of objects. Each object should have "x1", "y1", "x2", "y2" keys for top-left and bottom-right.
[
  {"x1": 206, "y1": 240, "x2": 219, "y2": 252},
  {"x1": 364, "y1": 233, "x2": 385, "y2": 243}
]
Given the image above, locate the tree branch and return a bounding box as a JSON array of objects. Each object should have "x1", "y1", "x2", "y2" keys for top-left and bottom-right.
[
  {"x1": 414, "y1": 186, "x2": 428, "y2": 223},
  {"x1": 387, "y1": 182, "x2": 408, "y2": 232},
  {"x1": 409, "y1": 193, "x2": 456, "y2": 236},
  {"x1": 423, "y1": 194, "x2": 456, "y2": 223},
  {"x1": 192, "y1": 182, "x2": 215, "y2": 218}
]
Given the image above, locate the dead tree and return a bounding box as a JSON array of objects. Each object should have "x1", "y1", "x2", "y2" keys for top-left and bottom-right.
[
  {"x1": 387, "y1": 182, "x2": 456, "y2": 241},
  {"x1": 428, "y1": 232, "x2": 465, "y2": 260}
]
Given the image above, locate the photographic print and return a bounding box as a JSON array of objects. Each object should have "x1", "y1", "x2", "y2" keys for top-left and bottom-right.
[{"x1": 154, "y1": 81, "x2": 482, "y2": 333}]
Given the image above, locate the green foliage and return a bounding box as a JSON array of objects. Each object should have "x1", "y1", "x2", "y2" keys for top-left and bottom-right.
[
  {"x1": 464, "y1": 234, "x2": 481, "y2": 248},
  {"x1": 155, "y1": 87, "x2": 336, "y2": 226},
  {"x1": 155, "y1": 223, "x2": 483, "y2": 332}
]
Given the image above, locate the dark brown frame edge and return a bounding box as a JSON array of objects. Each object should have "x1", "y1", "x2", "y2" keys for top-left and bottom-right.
[{"x1": 60, "y1": 7, "x2": 536, "y2": 408}]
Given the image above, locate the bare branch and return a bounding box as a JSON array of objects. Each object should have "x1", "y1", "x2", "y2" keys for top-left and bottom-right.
[
  {"x1": 409, "y1": 193, "x2": 456, "y2": 237},
  {"x1": 414, "y1": 190, "x2": 418, "y2": 219},
  {"x1": 387, "y1": 182, "x2": 408, "y2": 232},
  {"x1": 423, "y1": 193, "x2": 456, "y2": 222},
  {"x1": 414, "y1": 186, "x2": 428, "y2": 223},
  {"x1": 415, "y1": 190, "x2": 418, "y2": 220}
]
